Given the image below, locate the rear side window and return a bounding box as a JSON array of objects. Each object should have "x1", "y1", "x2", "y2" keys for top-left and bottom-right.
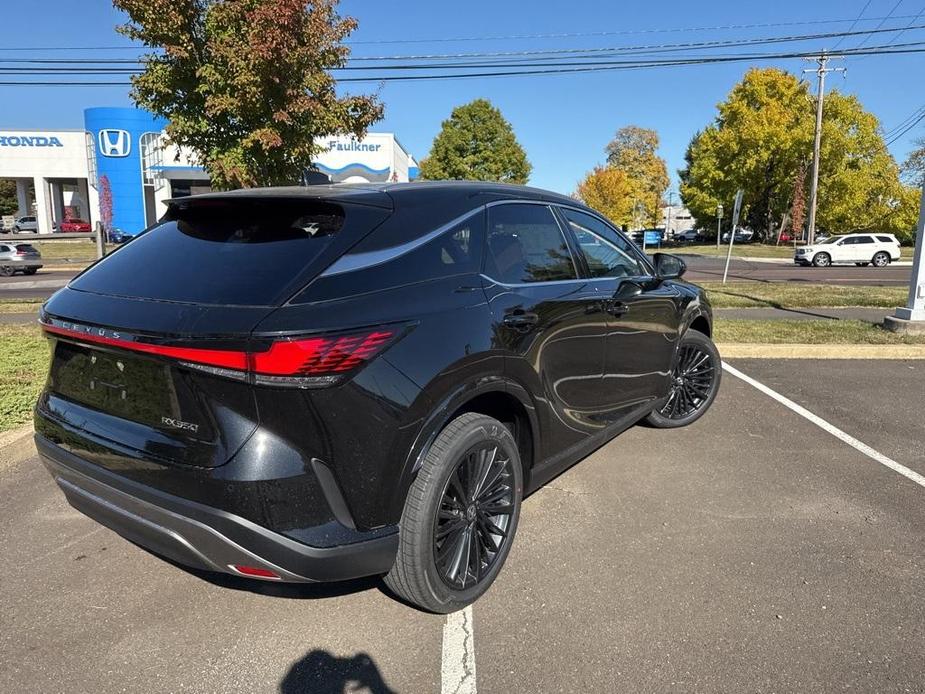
[
  {"x1": 876, "y1": 235, "x2": 895, "y2": 243},
  {"x1": 485, "y1": 204, "x2": 577, "y2": 284},
  {"x1": 70, "y1": 199, "x2": 375, "y2": 306},
  {"x1": 298, "y1": 213, "x2": 485, "y2": 302}
]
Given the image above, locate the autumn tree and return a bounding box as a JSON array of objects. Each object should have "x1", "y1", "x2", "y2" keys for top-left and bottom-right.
[
  {"x1": 418, "y1": 99, "x2": 531, "y2": 183},
  {"x1": 575, "y1": 166, "x2": 637, "y2": 228},
  {"x1": 113, "y1": 0, "x2": 383, "y2": 188},
  {"x1": 605, "y1": 125, "x2": 669, "y2": 225},
  {"x1": 0, "y1": 179, "x2": 18, "y2": 216}
]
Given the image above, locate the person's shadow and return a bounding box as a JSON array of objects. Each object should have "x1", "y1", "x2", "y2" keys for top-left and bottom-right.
[{"x1": 279, "y1": 650, "x2": 396, "y2": 694}]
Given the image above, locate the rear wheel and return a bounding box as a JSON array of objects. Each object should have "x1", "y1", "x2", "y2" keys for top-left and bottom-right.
[
  {"x1": 645, "y1": 330, "x2": 721, "y2": 429},
  {"x1": 385, "y1": 413, "x2": 523, "y2": 613},
  {"x1": 23, "y1": 268, "x2": 38, "y2": 275},
  {"x1": 854, "y1": 262, "x2": 869, "y2": 267},
  {"x1": 872, "y1": 252, "x2": 890, "y2": 268},
  {"x1": 812, "y1": 252, "x2": 831, "y2": 267}
]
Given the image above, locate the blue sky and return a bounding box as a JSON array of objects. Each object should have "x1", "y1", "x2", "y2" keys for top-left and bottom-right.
[{"x1": 2, "y1": 0, "x2": 924, "y2": 195}]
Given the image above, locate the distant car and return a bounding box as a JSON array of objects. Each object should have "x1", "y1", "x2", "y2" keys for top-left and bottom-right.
[
  {"x1": 0, "y1": 242, "x2": 42, "y2": 276},
  {"x1": 795, "y1": 233, "x2": 901, "y2": 267},
  {"x1": 58, "y1": 218, "x2": 92, "y2": 233},
  {"x1": 721, "y1": 229, "x2": 754, "y2": 244},
  {"x1": 12, "y1": 216, "x2": 37, "y2": 233},
  {"x1": 107, "y1": 228, "x2": 130, "y2": 244},
  {"x1": 674, "y1": 229, "x2": 703, "y2": 243}
]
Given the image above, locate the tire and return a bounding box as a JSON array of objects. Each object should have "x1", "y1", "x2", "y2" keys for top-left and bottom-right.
[
  {"x1": 645, "y1": 329, "x2": 722, "y2": 429},
  {"x1": 23, "y1": 268, "x2": 38, "y2": 275},
  {"x1": 872, "y1": 252, "x2": 890, "y2": 268},
  {"x1": 384, "y1": 412, "x2": 523, "y2": 613},
  {"x1": 812, "y1": 252, "x2": 831, "y2": 267},
  {"x1": 0, "y1": 266, "x2": 14, "y2": 277},
  {"x1": 854, "y1": 262, "x2": 868, "y2": 267}
]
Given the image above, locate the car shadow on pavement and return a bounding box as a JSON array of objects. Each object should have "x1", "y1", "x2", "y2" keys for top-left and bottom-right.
[{"x1": 279, "y1": 650, "x2": 396, "y2": 694}]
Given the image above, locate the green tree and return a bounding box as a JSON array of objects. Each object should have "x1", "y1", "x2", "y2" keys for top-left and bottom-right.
[
  {"x1": 902, "y1": 137, "x2": 925, "y2": 187},
  {"x1": 605, "y1": 125, "x2": 669, "y2": 226},
  {"x1": 575, "y1": 166, "x2": 637, "y2": 228},
  {"x1": 0, "y1": 179, "x2": 18, "y2": 217},
  {"x1": 418, "y1": 99, "x2": 531, "y2": 183},
  {"x1": 113, "y1": 0, "x2": 383, "y2": 188},
  {"x1": 679, "y1": 68, "x2": 812, "y2": 240},
  {"x1": 680, "y1": 67, "x2": 918, "y2": 241}
]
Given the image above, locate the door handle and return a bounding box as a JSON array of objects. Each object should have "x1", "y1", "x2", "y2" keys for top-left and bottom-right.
[
  {"x1": 502, "y1": 311, "x2": 539, "y2": 329},
  {"x1": 606, "y1": 301, "x2": 630, "y2": 316}
]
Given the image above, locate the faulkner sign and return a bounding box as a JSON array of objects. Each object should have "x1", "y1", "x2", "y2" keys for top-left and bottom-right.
[{"x1": 0, "y1": 134, "x2": 65, "y2": 147}]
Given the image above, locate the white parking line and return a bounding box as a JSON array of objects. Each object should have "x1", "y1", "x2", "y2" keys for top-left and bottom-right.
[
  {"x1": 722, "y1": 362, "x2": 925, "y2": 490},
  {"x1": 442, "y1": 605, "x2": 476, "y2": 694}
]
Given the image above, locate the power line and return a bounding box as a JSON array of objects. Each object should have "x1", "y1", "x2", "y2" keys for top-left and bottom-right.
[
  {"x1": 885, "y1": 2, "x2": 925, "y2": 45},
  {"x1": 884, "y1": 103, "x2": 925, "y2": 138},
  {"x1": 886, "y1": 109, "x2": 925, "y2": 145},
  {"x1": 830, "y1": 0, "x2": 873, "y2": 50},
  {"x1": 3, "y1": 43, "x2": 925, "y2": 85},
  {"x1": 855, "y1": 0, "x2": 905, "y2": 48}
]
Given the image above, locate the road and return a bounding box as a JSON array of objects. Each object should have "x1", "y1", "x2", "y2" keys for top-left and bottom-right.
[
  {"x1": 2, "y1": 358, "x2": 924, "y2": 692},
  {"x1": 680, "y1": 254, "x2": 912, "y2": 286},
  {"x1": 0, "y1": 255, "x2": 914, "y2": 303}
]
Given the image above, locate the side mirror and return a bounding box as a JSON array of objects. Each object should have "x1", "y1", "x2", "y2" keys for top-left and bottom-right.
[{"x1": 653, "y1": 252, "x2": 686, "y2": 280}]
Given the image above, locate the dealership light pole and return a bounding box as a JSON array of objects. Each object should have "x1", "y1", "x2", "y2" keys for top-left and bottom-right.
[
  {"x1": 715, "y1": 203, "x2": 723, "y2": 249},
  {"x1": 885, "y1": 184, "x2": 925, "y2": 334}
]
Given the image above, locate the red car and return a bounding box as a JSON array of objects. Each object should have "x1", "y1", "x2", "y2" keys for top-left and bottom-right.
[{"x1": 57, "y1": 218, "x2": 91, "y2": 233}]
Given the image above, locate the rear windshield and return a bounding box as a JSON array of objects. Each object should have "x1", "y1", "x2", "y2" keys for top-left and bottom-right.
[
  {"x1": 15, "y1": 244, "x2": 37, "y2": 252},
  {"x1": 70, "y1": 199, "x2": 370, "y2": 306}
]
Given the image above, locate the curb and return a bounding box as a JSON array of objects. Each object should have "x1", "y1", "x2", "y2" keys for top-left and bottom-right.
[
  {"x1": 717, "y1": 343, "x2": 925, "y2": 359},
  {"x1": 0, "y1": 423, "x2": 36, "y2": 471}
]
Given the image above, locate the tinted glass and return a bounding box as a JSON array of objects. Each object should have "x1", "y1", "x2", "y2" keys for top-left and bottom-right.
[
  {"x1": 485, "y1": 204, "x2": 576, "y2": 283},
  {"x1": 876, "y1": 235, "x2": 893, "y2": 243},
  {"x1": 299, "y1": 213, "x2": 485, "y2": 302},
  {"x1": 15, "y1": 244, "x2": 37, "y2": 252},
  {"x1": 855, "y1": 236, "x2": 874, "y2": 244},
  {"x1": 70, "y1": 199, "x2": 359, "y2": 306},
  {"x1": 561, "y1": 208, "x2": 644, "y2": 278},
  {"x1": 0, "y1": 245, "x2": 9, "y2": 252}
]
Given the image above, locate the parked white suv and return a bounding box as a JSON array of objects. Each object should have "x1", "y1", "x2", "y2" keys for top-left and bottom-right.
[{"x1": 795, "y1": 233, "x2": 901, "y2": 268}]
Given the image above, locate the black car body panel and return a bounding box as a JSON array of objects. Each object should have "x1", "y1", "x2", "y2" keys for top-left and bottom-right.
[{"x1": 35, "y1": 181, "x2": 712, "y2": 583}]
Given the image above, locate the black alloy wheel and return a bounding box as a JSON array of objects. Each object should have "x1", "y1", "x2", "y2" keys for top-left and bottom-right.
[
  {"x1": 433, "y1": 442, "x2": 515, "y2": 590},
  {"x1": 661, "y1": 343, "x2": 715, "y2": 419},
  {"x1": 385, "y1": 412, "x2": 523, "y2": 613},
  {"x1": 645, "y1": 329, "x2": 721, "y2": 429}
]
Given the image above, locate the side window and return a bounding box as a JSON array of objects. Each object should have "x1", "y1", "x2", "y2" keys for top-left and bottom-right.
[
  {"x1": 876, "y1": 235, "x2": 893, "y2": 243},
  {"x1": 485, "y1": 204, "x2": 577, "y2": 284},
  {"x1": 839, "y1": 237, "x2": 855, "y2": 245},
  {"x1": 0, "y1": 245, "x2": 9, "y2": 252},
  {"x1": 297, "y1": 214, "x2": 485, "y2": 303},
  {"x1": 855, "y1": 236, "x2": 874, "y2": 244},
  {"x1": 560, "y1": 208, "x2": 645, "y2": 278}
]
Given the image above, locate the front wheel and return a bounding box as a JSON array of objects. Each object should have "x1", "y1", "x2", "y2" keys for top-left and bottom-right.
[
  {"x1": 385, "y1": 413, "x2": 523, "y2": 613},
  {"x1": 645, "y1": 330, "x2": 721, "y2": 429},
  {"x1": 872, "y1": 252, "x2": 890, "y2": 268},
  {"x1": 0, "y1": 266, "x2": 14, "y2": 277},
  {"x1": 812, "y1": 252, "x2": 831, "y2": 267}
]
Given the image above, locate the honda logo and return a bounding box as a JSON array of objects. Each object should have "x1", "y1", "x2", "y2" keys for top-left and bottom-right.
[{"x1": 98, "y1": 129, "x2": 131, "y2": 158}]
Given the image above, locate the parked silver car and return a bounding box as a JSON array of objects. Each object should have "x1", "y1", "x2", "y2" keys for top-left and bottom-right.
[
  {"x1": 0, "y1": 242, "x2": 42, "y2": 276},
  {"x1": 12, "y1": 216, "x2": 38, "y2": 233}
]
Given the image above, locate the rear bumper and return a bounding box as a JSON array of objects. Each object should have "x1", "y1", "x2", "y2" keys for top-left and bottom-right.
[{"x1": 36, "y1": 435, "x2": 399, "y2": 583}]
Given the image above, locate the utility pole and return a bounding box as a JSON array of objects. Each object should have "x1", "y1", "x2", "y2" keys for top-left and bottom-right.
[
  {"x1": 803, "y1": 52, "x2": 845, "y2": 245},
  {"x1": 665, "y1": 190, "x2": 674, "y2": 239}
]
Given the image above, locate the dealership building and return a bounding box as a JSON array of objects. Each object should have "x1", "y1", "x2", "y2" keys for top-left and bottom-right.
[{"x1": 0, "y1": 106, "x2": 418, "y2": 235}]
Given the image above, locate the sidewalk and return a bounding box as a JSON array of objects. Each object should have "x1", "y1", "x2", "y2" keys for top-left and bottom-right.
[{"x1": 715, "y1": 306, "x2": 891, "y2": 322}]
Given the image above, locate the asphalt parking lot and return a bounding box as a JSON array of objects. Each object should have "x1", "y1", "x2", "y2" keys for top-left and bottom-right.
[{"x1": 2, "y1": 358, "x2": 924, "y2": 693}]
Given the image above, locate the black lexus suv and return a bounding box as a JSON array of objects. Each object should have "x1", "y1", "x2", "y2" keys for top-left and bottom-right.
[{"x1": 34, "y1": 182, "x2": 720, "y2": 613}]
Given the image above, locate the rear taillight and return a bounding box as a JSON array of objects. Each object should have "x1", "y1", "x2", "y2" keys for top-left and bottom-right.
[{"x1": 41, "y1": 323, "x2": 402, "y2": 388}]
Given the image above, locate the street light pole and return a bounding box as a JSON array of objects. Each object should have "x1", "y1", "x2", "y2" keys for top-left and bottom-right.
[{"x1": 716, "y1": 204, "x2": 723, "y2": 250}]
